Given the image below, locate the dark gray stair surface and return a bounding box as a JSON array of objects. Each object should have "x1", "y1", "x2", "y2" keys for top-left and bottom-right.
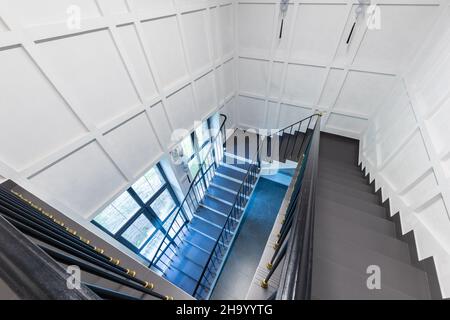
[
  {"x1": 202, "y1": 196, "x2": 233, "y2": 215},
  {"x1": 313, "y1": 132, "x2": 431, "y2": 300},
  {"x1": 211, "y1": 175, "x2": 242, "y2": 193},
  {"x1": 216, "y1": 165, "x2": 247, "y2": 181}
]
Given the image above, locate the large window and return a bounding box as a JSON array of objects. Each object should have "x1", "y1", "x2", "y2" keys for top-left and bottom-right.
[
  {"x1": 92, "y1": 164, "x2": 181, "y2": 263},
  {"x1": 180, "y1": 114, "x2": 217, "y2": 179}
]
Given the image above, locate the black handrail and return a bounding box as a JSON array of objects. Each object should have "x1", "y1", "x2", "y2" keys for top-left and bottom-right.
[
  {"x1": 192, "y1": 114, "x2": 319, "y2": 298},
  {"x1": 0, "y1": 185, "x2": 169, "y2": 300},
  {"x1": 276, "y1": 113, "x2": 321, "y2": 300},
  {"x1": 149, "y1": 114, "x2": 227, "y2": 269}
]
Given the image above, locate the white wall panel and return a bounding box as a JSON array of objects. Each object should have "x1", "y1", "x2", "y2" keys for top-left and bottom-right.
[
  {"x1": 353, "y1": 5, "x2": 439, "y2": 73},
  {"x1": 116, "y1": 24, "x2": 158, "y2": 101},
  {"x1": 334, "y1": 71, "x2": 395, "y2": 116},
  {"x1": 29, "y1": 142, "x2": 127, "y2": 218},
  {"x1": 147, "y1": 102, "x2": 174, "y2": 149},
  {"x1": 327, "y1": 113, "x2": 367, "y2": 136},
  {"x1": 318, "y1": 68, "x2": 346, "y2": 108},
  {"x1": 166, "y1": 85, "x2": 197, "y2": 132},
  {"x1": 239, "y1": 58, "x2": 269, "y2": 97},
  {"x1": 103, "y1": 112, "x2": 163, "y2": 179},
  {"x1": 38, "y1": 30, "x2": 140, "y2": 126},
  {"x1": 291, "y1": 4, "x2": 348, "y2": 64},
  {"x1": 237, "y1": 96, "x2": 266, "y2": 128},
  {"x1": 269, "y1": 62, "x2": 284, "y2": 100},
  {"x1": 2, "y1": 0, "x2": 101, "y2": 27},
  {"x1": 0, "y1": 46, "x2": 86, "y2": 171},
  {"x1": 278, "y1": 104, "x2": 312, "y2": 130},
  {"x1": 284, "y1": 64, "x2": 326, "y2": 105},
  {"x1": 238, "y1": 3, "x2": 275, "y2": 57},
  {"x1": 182, "y1": 9, "x2": 212, "y2": 74},
  {"x1": 97, "y1": 0, "x2": 128, "y2": 15},
  {"x1": 141, "y1": 16, "x2": 188, "y2": 89},
  {"x1": 217, "y1": 4, "x2": 234, "y2": 57},
  {"x1": 195, "y1": 71, "x2": 217, "y2": 118}
]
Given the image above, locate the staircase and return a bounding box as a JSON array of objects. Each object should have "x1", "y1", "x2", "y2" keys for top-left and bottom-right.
[
  {"x1": 312, "y1": 133, "x2": 432, "y2": 299},
  {"x1": 163, "y1": 155, "x2": 257, "y2": 298}
]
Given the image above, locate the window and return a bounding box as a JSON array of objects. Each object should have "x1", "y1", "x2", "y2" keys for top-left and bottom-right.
[
  {"x1": 92, "y1": 163, "x2": 182, "y2": 263},
  {"x1": 178, "y1": 114, "x2": 217, "y2": 179}
]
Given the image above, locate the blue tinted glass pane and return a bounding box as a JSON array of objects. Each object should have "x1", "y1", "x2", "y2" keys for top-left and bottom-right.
[
  {"x1": 121, "y1": 214, "x2": 156, "y2": 249},
  {"x1": 150, "y1": 189, "x2": 176, "y2": 221},
  {"x1": 181, "y1": 136, "x2": 194, "y2": 158},
  {"x1": 195, "y1": 121, "x2": 210, "y2": 146},
  {"x1": 132, "y1": 167, "x2": 165, "y2": 202},
  {"x1": 140, "y1": 230, "x2": 165, "y2": 261},
  {"x1": 93, "y1": 192, "x2": 140, "y2": 234}
]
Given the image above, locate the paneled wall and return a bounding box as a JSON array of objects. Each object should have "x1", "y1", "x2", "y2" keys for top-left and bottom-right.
[
  {"x1": 235, "y1": 0, "x2": 444, "y2": 139},
  {"x1": 360, "y1": 4, "x2": 450, "y2": 298},
  {"x1": 0, "y1": 0, "x2": 236, "y2": 253}
]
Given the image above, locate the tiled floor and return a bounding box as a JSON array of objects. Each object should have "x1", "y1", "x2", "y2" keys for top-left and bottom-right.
[{"x1": 210, "y1": 176, "x2": 289, "y2": 300}]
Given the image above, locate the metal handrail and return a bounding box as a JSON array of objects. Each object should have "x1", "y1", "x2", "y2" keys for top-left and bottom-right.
[
  {"x1": 149, "y1": 114, "x2": 228, "y2": 269},
  {"x1": 276, "y1": 114, "x2": 321, "y2": 300},
  {"x1": 192, "y1": 114, "x2": 320, "y2": 298}
]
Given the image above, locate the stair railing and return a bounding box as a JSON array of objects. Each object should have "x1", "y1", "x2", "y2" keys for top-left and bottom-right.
[
  {"x1": 192, "y1": 134, "x2": 262, "y2": 299},
  {"x1": 260, "y1": 113, "x2": 322, "y2": 299},
  {"x1": 0, "y1": 185, "x2": 170, "y2": 300},
  {"x1": 192, "y1": 114, "x2": 321, "y2": 299},
  {"x1": 149, "y1": 114, "x2": 228, "y2": 272}
]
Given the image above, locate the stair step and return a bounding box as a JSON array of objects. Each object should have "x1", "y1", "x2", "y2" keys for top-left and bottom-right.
[
  {"x1": 177, "y1": 243, "x2": 211, "y2": 267},
  {"x1": 184, "y1": 229, "x2": 218, "y2": 253},
  {"x1": 317, "y1": 188, "x2": 386, "y2": 218},
  {"x1": 207, "y1": 185, "x2": 239, "y2": 204},
  {"x1": 164, "y1": 267, "x2": 198, "y2": 295},
  {"x1": 195, "y1": 206, "x2": 228, "y2": 228},
  {"x1": 169, "y1": 254, "x2": 204, "y2": 280},
  {"x1": 317, "y1": 199, "x2": 396, "y2": 237},
  {"x1": 212, "y1": 175, "x2": 242, "y2": 193},
  {"x1": 318, "y1": 180, "x2": 380, "y2": 205},
  {"x1": 217, "y1": 165, "x2": 247, "y2": 181},
  {"x1": 319, "y1": 158, "x2": 363, "y2": 174},
  {"x1": 312, "y1": 257, "x2": 418, "y2": 300},
  {"x1": 202, "y1": 196, "x2": 233, "y2": 216},
  {"x1": 314, "y1": 233, "x2": 430, "y2": 299},
  {"x1": 320, "y1": 167, "x2": 368, "y2": 183},
  {"x1": 315, "y1": 213, "x2": 411, "y2": 263},
  {"x1": 190, "y1": 217, "x2": 232, "y2": 242},
  {"x1": 319, "y1": 173, "x2": 374, "y2": 193},
  {"x1": 319, "y1": 174, "x2": 374, "y2": 193}
]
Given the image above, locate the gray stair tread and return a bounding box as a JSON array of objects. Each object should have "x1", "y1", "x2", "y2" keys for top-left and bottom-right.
[
  {"x1": 195, "y1": 206, "x2": 228, "y2": 228},
  {"x1": 190, "y1": 217, "x2": 224, "y2": 240},
  {"x1": 317, "y1": 199, "x2": 396, "y2": 237},
  {"x1": 217, "y1": 165, "x2": 247, "y2": 181},
  {"x1": 319, "y1": 173, "x2": 374, "y2": 193},
  {"x1": 319, "y1": 158, "x2": 364, "y2": 175},
  {"x1": 212, "y1": 175, "x2": 241, "y2": 193},
  {"x1": 202, "y1": 195, "x2": 233, "y2": 215},
  {"x1": 312, "y1": 257, "x2": 419, "y2": 300},
  {"x1": 315, "y1": 213, "x2": 410, "y2": 263},
  {"x1": 320, "y1": 167, "x2": 368, "y2": 184},
  {"x1": 318, "y1": 179, "x2": 380, "y2": 205},
  {"x1": 317, "y1": 187, "x2": 386, "y2": 218},
  {"x1": 314, "y1": 233, "x2": 430, "y2": 299},
  {"x1": 207, "y1": 185, "x2": 238, "y2": 204}
]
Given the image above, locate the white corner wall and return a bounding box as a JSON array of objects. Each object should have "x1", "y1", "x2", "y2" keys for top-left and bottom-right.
[
  {"x1": 360, "y1": 4, "x2": 450, "y2": 298},
  {"x1": 235, "y1": 0, "x2": 444, "y2": 140},
  {"x1": 0, "y1": 0, "x2": 236, "y2": 228}
]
